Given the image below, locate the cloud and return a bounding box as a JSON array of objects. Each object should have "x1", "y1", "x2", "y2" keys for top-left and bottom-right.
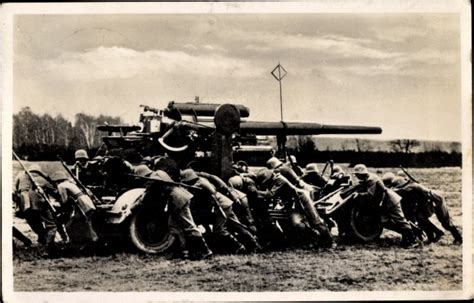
[
  {"x1": 374, "y1": 25, "x2": 427, "y2": 43},
  {"x1": 226, "y1": 29, "x2": 403, "y2": 60},
  {"x1": 41, "y1": 46, "x2": 264, "y2": 81}
]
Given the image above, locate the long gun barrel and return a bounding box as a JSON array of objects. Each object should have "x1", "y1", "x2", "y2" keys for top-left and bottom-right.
[
  {"x1": 239, "y1": 121, "x2": 382, "y2": 136},
  {"x1": 57, "y1": 156, "x2": 103, "y2": 206}
]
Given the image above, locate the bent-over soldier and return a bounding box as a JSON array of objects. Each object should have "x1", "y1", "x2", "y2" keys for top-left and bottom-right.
[
  {"x1": 256, "y1": 168, "x2": 336, "y2": 249},
  {"x1": 147, "y1": 170, "x2": 213, "y2": 260},
  {"x1": 352, "y1": 164, "x2": 418, "y2": 247},
  {"x1": 391, "y1": 176, "x2": 462, "y2": 245},
  {"x1": 14, "y1": 164, "x2": 59, "y2": 253},
  {"x1": 51, "y1": 171, "x2": 98, "y2": 246},
  {"x1": 181, "y1": 169, "x2": 260, "y2": 254}
]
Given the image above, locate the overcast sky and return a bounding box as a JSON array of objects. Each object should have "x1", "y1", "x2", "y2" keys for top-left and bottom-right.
[{"x1": 13, "y1": 13, "x2": 461, "y2": 141}]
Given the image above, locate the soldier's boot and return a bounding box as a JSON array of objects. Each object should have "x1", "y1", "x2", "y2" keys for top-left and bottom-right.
[
  {"x1": 314, "y1": 223, "x2": 336, "y2": 249},
  {"x1": 24, "y1": 211, "x2": 47, "y2": 244},
  {"x1": 188, "y1": 236, "x2": 213, "y2": 260},
  {"x1": 222, "y1": 234, "x2": 246, "y2": 254},
  {"x1": 239, "y1": 232, "x2": 262, "y2": 254},
  {"x1": 13, "y1": 227, "x2": 32, "y2": 247},
  {"x1": 448, "y1": 226, "x2": 462, "y2": 245},
  {"x1": 401, "y1": 230, "x2": 422, "y2": 248},
  {"x1": 169, "y1": 232, "x2": 189, "y2": 259},
  {"x1": 423, "y1": 220, "x2": 444, "y2": 243}
]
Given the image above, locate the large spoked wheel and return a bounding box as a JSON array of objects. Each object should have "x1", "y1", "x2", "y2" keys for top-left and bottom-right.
[
  {"x1": 348, "y1": 203, "x2": 383, "y2": 242},
  {"x1": 129, "y1": 205, "x2": 175, "y2": 254}
]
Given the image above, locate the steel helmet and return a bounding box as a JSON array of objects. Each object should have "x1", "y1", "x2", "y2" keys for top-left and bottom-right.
[
  {"x1": 392, "y1": 177, "x2": 407, "y2": 188},
  {"x1": 382, "y1": 172, "x2": 396, "y2": 186},
  {"x1": 51, "y1": 171, "x2": 68, "y2": 182},
  {"x1": 353, "y1": 164, "x2": 369, "y2": 175},
  {"x1": 228, "y1": 175, "x2": 244, "y2": 190},
  {"x1": 149, "y1": 170, "x2": 174, "y2": 183},
  {"x1": 256, "y1": 168, "x2": 273, "y2": 185},
  {"x1": 29, "y1": 164, "x2": 43, "y2": 174},
  {"x1": 305, "y1": 163, "x2": 319, "y2": 174},
  {"x1": 134, "y1": 164, "x2": 152, "y2": 177},
  {"x1": 75, "y1": 149, "x2": 89, "y2": 160},
  {"x1": 333, "y1": 165, "x2": 343, "y2": 174},
  {"x1": 180, "y1": 169, "x2": 199, "y2": 183},
  {"x1": 266, "y1": 157, "x2": 283, "y2": 169}
]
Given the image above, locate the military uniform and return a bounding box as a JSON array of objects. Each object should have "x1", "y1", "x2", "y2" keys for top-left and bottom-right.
[
  {"x1": 257, "y1": 171, "x2": 335, "y2": 247},
  {"x1": 148, "y1": 170, "x2": 212, "y2": 259},
  {"x1": 54, "y1": 174, "x2": 98, "y2": 245},
  {"x1": 353, "y1": 167, "x2": 416, "y2": 246},
  {"x1": 302, "y1": 171, "x2": 328, "y2": 188},
  {"x1": 14, "y1": 170, "x2": 57, "y2": 248},
  {"x1": 394, "y1": 179, "x2": 462, "y2": 244},
  {"x1": 191, "y1": 175, "x2": 252, "y2": 253},
  {"x1": 198, "y1": 171, "x2": 257, "y2": 234}
]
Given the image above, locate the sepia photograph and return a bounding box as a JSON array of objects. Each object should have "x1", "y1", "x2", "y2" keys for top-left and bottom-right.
[{"x1": 1, "y1": 1, "x2": 472, "y2": 302}]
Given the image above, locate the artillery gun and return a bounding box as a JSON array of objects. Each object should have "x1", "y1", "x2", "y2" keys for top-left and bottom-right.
[{"x1": 89, "y1": 101, "x2": 382, "y2": 252}]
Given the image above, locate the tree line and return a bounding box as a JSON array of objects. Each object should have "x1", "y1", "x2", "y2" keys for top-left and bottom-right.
[{"x1": 13, "y1": 107, "x2": 122, "y2": 160}]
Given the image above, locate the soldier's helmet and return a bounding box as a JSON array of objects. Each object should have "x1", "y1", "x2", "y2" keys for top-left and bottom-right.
[
  {"x1": 382, "y1": 172, "x2": 396, "y2": 187},
  {"x1": 75, "y1": 149, "x2": 89, "y2": 160},
  {"x1": 51, "y1": 171, "x2": 68, "y2": 182},
  {"x1": 228, "y1": 175, "x2": 244, "y2": 190},
  {"x1": 180, "y1": 169, "x2": 199, "y2": 184},
  {"x1": 304, "y1": 163, "x2": 319, "y2": 174},
  {"x1": 134, "y1": 164, "x2": 152, "y2": 177},
  {"x1": 256, "y1": 168, "x2": 274, "y2": 185},
  {"x1": 392, "y1": 176, "x2": 407, "y2": 188},
  {"x1": 333, "y1": 165, "x2": 343, "y2": 174},
  {"x1": 266, "y1": 157, "x2": 283, "y2": 169},
  {"x1": 149, "y1": 170, "x2": 174, "y2": 183},
  {"x1": 353, "y1": 164, "x2": 369, "y2": 175},
  {"x1": 29, "y1": 164, "x2": 43, "y2": 174}
]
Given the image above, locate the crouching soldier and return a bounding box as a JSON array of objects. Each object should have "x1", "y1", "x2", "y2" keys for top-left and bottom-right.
[
  {"x1": 302, "y1": 163, "x2": 327, "y2": 188},
  {"x1": 389, "y1": 176, "x2": 462, "y2": 245},
  {"x1": 196, "y1": 171, "x2": 258, "y2": 234},
  {"x1": 256, "y1": 168, "x2": 336, "y2": 249},
  {"x1": 352, "y1": 164, "x2": 418, "y2": 247},
  {"x1": 181, "y1": 169, "x2": 260, "y2": 254},
  {"x1": 51, "y1": 171, "x2": 98, "y2": 251},
  {"x1": 147, "y1": 170, "x2": 213, "y2": 260},
  {"x1": 14, "y1": 164, "x2": 61, "y2": 255}
]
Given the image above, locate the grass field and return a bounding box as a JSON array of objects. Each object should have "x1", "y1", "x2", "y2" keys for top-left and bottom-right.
[{"x1": 11, "y1": 163, "x2": 463, "y2": 292}]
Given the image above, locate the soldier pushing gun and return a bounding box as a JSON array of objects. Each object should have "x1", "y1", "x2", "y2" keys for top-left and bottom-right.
[{"x1": 13, "y1": 152, "x2": 68, "y2": 257}]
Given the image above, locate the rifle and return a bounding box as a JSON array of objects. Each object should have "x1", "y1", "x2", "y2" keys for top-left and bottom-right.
[
  {"x1": 321, "y1": 160, "x2": 334, "y2": 177},
  {"x1": 13, "y1": 151, "x2": 69, "y2": 243},
  {"x1": 399, "y1": 165, "x2": 419, "y2": 183},
  {"x1": 286, "y1": 151, "x2": 303, "y2": 176},
  {"x1": 57, "y1": 156, "x2": 102, "y2": 206}
]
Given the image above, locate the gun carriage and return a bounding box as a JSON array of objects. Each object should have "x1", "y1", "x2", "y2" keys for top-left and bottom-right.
[{"x1": 70, "y1": 101, "x2": 383, "y2": 252}]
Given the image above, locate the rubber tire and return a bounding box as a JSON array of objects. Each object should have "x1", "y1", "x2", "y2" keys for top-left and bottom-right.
[
  {"x1": 129, "y1": 206, "x2": 175, "y2": 254},
  {"x1": 348, "y1": 203, "x2": 383, "y2": 242}
]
